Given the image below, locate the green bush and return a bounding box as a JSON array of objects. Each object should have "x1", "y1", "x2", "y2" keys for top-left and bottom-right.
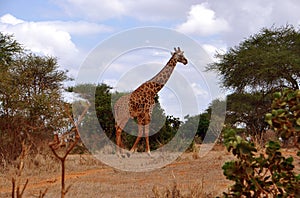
[
  {"x1": 221, "y1": 89, "x2": 300, "y2": 197},
  {"x1": 265, "y1": 88, "x2": 300, "y2": 148},
  {"x1": 221, "y1": 129, "x2": 300, "y2": 197}
]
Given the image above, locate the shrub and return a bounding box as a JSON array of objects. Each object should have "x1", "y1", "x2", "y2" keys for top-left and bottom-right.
[
  {"x1": 221, "y1": 89, "x2": 300, "y2": 197},
  {"x1": 265, "y1": 88, "x2": 300, "y2": 148},
  {"x1": 221, "y1": 129, "x2": 300, "y2": 197}
]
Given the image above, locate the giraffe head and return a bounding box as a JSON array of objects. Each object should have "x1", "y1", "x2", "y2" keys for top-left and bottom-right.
[{"x1": 171, "y1": 47, "x2": 188, "y2": 65}]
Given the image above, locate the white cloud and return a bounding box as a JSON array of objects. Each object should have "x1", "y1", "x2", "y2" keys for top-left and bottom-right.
[
  {"x1": 61, "y1": 90, "x2": 87, "y2": 103},
  {"x1": 0, "y1": 14, "x2": 113, "y2": 75},
  {"x1": 58, "y1": 0, "x2": 126, "y2": 21},
  {"x1": 176, "y1": 3, "x2": 230, "y2": 36},
  {"x1": 202, "y1": 44, "x2": 226, "y2": 61},
  {"x1": 206, "y1": 0, "x2": 300, "y2": 46},
  {"x1": 124, "y1": 0, "x2": 194, "y2": 22},
  {"x1": 40, "y1": 21, "x2": 112, "y2": 35},
  {"x1": 191, "y1": 82, "x2": 208, "y2": 98},
  {"x1": 55, "y1": 0, "x2": 195, "y2": 22},
  {"x1": 173, "y1": 1, "x2": 300, "y2": 47},
  {"x1": 0, "y1": 14, "x2": 24, "y2": 25},
  {"x1": 0, "y1": 14, "x2": 78, "y2": 61},
  {"x1": 53, "y1": 0, "x2": 300, "y2": 47}
]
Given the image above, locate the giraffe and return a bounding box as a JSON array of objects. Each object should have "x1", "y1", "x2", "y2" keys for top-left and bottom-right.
[{"x1": 114, "y1": 47, "x2": 188, "y2": 157}]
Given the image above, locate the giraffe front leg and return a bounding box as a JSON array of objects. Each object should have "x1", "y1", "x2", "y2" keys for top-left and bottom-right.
[
  {"x1": 144, "y1": 124, "x2": 152, "y2": 157},
  {"x1": 130, "y1": 124, "x2": 143, "y2": 153},
  {"x1": 115, "y1": 127, "x2": 121, "y2": 156}
]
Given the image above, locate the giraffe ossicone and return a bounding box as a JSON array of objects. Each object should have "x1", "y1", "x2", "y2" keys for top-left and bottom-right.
[{"x1": 114, "y1": 47, "x2": 188, "y2": 157}]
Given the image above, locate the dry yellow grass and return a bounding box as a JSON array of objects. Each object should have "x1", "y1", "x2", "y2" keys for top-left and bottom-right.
[{"x1": 0, "y1": 144, "x2": 298, "y2": 198}]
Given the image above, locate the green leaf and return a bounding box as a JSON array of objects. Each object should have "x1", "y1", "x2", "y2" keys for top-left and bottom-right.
[
  {"x1": 280, "y1": 101, "x2": 287, "y2": 106},
  {"x1": 296, "y1": 174, "x2": 300, "y2": 181},
  {"x1": 273, "y1": 92, "x2": 282, "y2": 99},
  {"x1": 296, "y1": 118, "x2": 300, "y2": 126},
  {"x1": 266, "y1": 119, "x2": 273, "y2": 126},
  {"x1": 265, "y1": 113, "x2": 273, "y2": 120},
  {"x1": 277, "y1": 109, "x2": 286, "y2": 117},
  {"x1": 285, "y1": 157, "x2": 294, "y2": 165},
  {"x1": 266, "y1": 141, "x2": 280, "y2": 150}
]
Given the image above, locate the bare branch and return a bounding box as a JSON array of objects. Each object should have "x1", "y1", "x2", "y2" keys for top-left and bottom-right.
[
  {"x1": 12, "y1": 178, "x2": 15, "y2": 198},
  {"x1": 48, "y1": 102, "x2": 90, "y2": 198},
  {"x1": 19, "y1": 179, "x2": 29, "y2": 197}
]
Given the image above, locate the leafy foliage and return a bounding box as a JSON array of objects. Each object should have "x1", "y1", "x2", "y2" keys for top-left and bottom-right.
[
  {"x1": 180, "y1": 99, "x2": 226, "y2": 144},
  {"x1": 181, "y1": 112, "x2": 210, "y2": 144},
  {"x1": 222, "y1": 129, "x2": 300, "y2": 197},
  {"x1": 226, "y1": 92, "x2": 271, "y2": 136},
  {"x1": 208, "y1": 25, "x2": 300, "y2": 92},
  {"x1": 95, "y1": 84, "x2": 115, "y2": 138},
  {"x1": 221, "y1": 89, "x2": 300, "y2": 197},
  {"x1": 265, "y1": 89, "x2": 300, "y2": 148},
  {"x1": 207, "y1": 25, "x2": 300, "y2": 137},
  {"x1": 0, "y1": 33, "x2": 69, "y2": 162},
  {"x1": 0, "y1": 32, "x2": 23, "y2": 67},
  {"x1": 149, "y1": 115, "x2": 181, "y2": 150}
]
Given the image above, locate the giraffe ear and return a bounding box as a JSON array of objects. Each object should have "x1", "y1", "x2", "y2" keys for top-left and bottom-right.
[{"x1": 171, "y1": 52, "x2": 174, "y2": 55}]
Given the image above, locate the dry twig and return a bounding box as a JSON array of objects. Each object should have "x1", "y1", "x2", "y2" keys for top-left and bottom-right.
[
  {"x1": 49, "y1": 102, "x2": 90, "y2": 198},
  {"x1": 11, "y1": 141, "x2": 30, "y2": 198}
]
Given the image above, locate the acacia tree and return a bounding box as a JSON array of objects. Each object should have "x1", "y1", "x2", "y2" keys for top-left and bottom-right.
[
  {"x1": 10, "y1": 54, "x2": 69, "y2": 139},
  {"x1": 0, "y1": 33, "x2": 23, "y2": 66},
  {"x1": 207, "y1": 25, "x2": 300, "y2": 136},
  {"x1": 0, "y1": 33, "x2": 69, "y2": 161},
  {"x1": 225, "y1": 92, "x2": 272, "y2": 136},
  {"x1": 0, "y1": 33, "x2": 24, "y2": 161}
]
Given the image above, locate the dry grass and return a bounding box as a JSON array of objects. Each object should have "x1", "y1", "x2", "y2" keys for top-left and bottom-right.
[
  {"x1": 0, "y1": 144, "x2": 233, "y2": 197},
  {"x1": 1, "y1": 143, "x2": 298, "y2": 197},
  {"x1": 151, "y1": 180, "x2": 213, "y2": 198},
  {"x1": 0, "y1": 153, "x2": 104, "y2": 198}
]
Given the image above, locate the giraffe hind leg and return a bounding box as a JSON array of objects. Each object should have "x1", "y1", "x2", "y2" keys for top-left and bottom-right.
[{"x1": 115, "y1": 118, "x2": 130, "y2": 158}]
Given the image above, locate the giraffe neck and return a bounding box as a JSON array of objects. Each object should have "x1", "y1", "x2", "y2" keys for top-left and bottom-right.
[{"x1": 147, "y1": 55, "x2": 177, "y2": 92}]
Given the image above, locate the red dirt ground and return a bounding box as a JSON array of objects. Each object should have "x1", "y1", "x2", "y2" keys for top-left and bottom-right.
[{"x1": 0, "y1": 144, "x2": 299, "y2": 197}]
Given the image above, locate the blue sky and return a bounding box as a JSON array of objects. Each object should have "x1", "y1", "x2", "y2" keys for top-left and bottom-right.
[{"x1": 1, "y1": 0, "x2": 300, "y2": 119}]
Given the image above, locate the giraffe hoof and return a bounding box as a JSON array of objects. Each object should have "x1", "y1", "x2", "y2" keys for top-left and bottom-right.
[
  {"x1": 117, "y1": 151, "x2": 131, "y2": 158},
  {"x1": 116, "y1": 153, "x2": 123, "y2": 158},
  {"x1": 147, "y1": 151, "x2": 153, "y2": 158},
  {"x1": 130, "y1": 148, "x2": 136, "y2": 153}
]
